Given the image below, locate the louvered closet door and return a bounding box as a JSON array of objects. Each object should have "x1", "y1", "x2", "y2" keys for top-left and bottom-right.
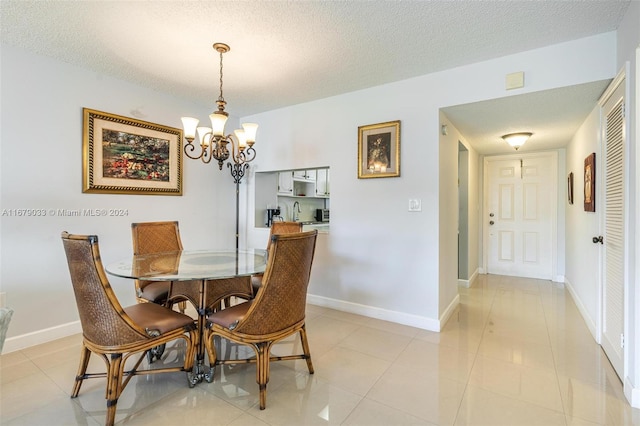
[{"x1": 601, "y1": 79, "x2": 625, "y2": 379}]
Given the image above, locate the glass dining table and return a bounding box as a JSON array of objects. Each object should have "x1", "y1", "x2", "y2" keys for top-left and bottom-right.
[{"x1": 105, "y1": 248, "x2": 267, "y2": 385}]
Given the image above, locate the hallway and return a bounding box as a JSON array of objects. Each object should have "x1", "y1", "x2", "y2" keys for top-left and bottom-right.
[{"x1": 1, "y1": 275, "x2": 638, "y2": 425}]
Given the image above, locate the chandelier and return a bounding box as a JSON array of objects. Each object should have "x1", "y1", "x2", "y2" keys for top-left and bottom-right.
[
  {"x1": 181, "y1": 43, "x2": 258, "y2": 184},
  {"x1": 181, "y1": 43, "x2": 259, "y2": 250}
]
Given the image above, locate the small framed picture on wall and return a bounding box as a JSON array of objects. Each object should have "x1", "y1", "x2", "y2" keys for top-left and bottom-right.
[
  {"x1": 584, "y1": 153, "x2": 595, "y2": 212},
  {"x1": 357, "y1": 120, "x2": 401, "y2": 179},
  {"x1": 567, "y1": 172, "x2": 574, "y2": 205}
]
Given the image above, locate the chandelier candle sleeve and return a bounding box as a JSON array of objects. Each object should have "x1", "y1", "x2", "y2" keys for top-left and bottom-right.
[
  {"x1": 197, "y1": 127, "x2": 212, "y2": 147},
  {"x1": 181, "y1": 117, "x2": 199, "y2": 142},
  {"x1": 242, "y1": 123, "x2": 258, "y2": 144},
  {"x1": 234, "y1": 130, "x2": 247, "y2": 149},
  {"x1": 210, "y1": 112, "x2": 228, "y2": 137}
]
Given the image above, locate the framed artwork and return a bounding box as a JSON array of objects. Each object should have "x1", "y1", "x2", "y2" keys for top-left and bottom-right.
[
  {"x1": 584, "y1": 153, "x2": 595, "y2": 212},
  {"x1": 82, "y1": 108, "x2": 183, "y2": 195},
  {"x1": 357, "y1": 120, "x2": 401, "y2": 179},
  {"x1": 567, "y1": 172, "x2": 574, "y2": 205}
]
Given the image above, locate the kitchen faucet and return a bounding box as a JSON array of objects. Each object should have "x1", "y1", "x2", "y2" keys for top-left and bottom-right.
[{"x1": 293, "y1": 201, "x2": 301, "y2": 221}]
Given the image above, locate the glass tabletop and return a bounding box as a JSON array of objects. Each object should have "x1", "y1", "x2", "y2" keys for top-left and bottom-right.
[{"x1": 105, "y1": 249, "x2": 267, "y2": 281}]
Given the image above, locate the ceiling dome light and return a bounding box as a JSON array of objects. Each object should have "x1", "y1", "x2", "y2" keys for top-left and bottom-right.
[{"x1": 502, "y1": 132, "x2": 532, "y2": 150}]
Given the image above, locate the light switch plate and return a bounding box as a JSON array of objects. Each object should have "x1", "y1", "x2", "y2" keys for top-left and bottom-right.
[{"x1": 408, "y1": 199, "x2": 422, "y2": 212}]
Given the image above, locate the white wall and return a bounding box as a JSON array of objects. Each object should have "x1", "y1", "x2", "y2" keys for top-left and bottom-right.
[
  {"x1": 552, "y1": 148, "x2": 567, "y2": 283},
  {"x1": 241, "y1": 33, "x2": 617, "y2": 332},
  {"x1": 439, "y1": 111, "x2": 460, "y2": 321},
  {"x1": 0, "y1": 45, "x2": 237, "y2": 350},
  {"x1": 564, "y1": 108, "x2": 601, "y2": 337},
  {"x1": 468, "y1": 144, "x2": 480, "y2": 282},
  {"x1": 458, "y1": 148, "x2": 469, "y2": 280},
  {"x1": 442, "y1": 114, "x2": 481, "y2": 286},
  {"x1": 615, "y1": 0, "x2": 640, "y2": 407}
]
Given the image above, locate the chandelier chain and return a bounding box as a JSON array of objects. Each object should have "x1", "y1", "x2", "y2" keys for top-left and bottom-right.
[{"x1": 218, "y1": 50, "x2": 224, "y2": 103}]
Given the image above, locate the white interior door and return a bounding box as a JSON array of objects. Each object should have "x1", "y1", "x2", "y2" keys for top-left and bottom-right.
[
  {"x1": 485, "y1": 153, "x2": 556, "y2": 280},
  {"x1": 599, "y1": 75, "x2": 626, "y2": 379}
]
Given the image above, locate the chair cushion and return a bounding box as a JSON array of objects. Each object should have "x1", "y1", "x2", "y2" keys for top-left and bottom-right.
[
  {"x1": 124, "y1": 303, "x2": 194, "y2": 334},
  {"x1": 139, "y1": 281, "x2": 170, "y2": 303},
  {"x1": 207, "y1": 301, "x2": 252, "y2": 330},
  {"x1": 251, "y1": 275, "x2": 262, "y2": 294}
]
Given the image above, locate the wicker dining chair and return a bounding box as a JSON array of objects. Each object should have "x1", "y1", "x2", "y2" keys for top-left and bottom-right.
[
  {"x1": 251, "y1": 221, "x2": 303, "y2": 296},
  {"x1": 60, "y1": 232, "x2": 198, "y2": 426},
  {"x1": 131, "y1": 221, "x2": 253, "y2": 313},
  {"x1": 0, "y1": 307, "x2": 13, "y2": 354},
  {"x1": 204, "y1": 230, "x2": 318, "y2": 410},
  {"x1": 130, "y1": 221, "x2": 185, "y2": 310}
]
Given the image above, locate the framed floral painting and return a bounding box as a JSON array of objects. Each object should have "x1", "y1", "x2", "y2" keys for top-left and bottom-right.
[{"x1": 82, "y1": 108, "x2": 183, "y2": 195}]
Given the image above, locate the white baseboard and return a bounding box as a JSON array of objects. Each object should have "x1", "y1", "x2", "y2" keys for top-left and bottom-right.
[
  {"x1": 470, "y1": 269, "x2": 478, "y2": 285},
  {"x1": 439, "y1": 293, "x2": 460, "y2": 330},
  {"x1": 458, "y1": 269, "x2": 479, "y2": 288},
  {"x1": 2, "y1": 320, "x2": 82, "y2": 354},
  {"x1": 554, "y1": 274, "x2": 565, "y2": 283},
  {"x1": 306, "y1": 294, "x2": 441, "y2": 331},
  {"x1": 457, "y1": 279, "x2": 470, "y2": 288},
  {"x1": 624, "y1": 377, "x2": 640, "y2": 408},
  {"x1": 564, "y1": 278, "x2": 599, "y2": 344},
  {"x1": 7, "y1": 295, "x2": 447, "y2": 352}
]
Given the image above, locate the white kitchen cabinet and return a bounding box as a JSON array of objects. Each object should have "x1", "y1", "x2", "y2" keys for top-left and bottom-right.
[
  {"x1": 277, "y1": 171, "x2": 294, "y2": 195},
  {"x1": 293, "y1": 170, "x2": 316, "y2": 181},
  {"x1": 315, "y1": 168, "x2": 330, "y2": 197}
]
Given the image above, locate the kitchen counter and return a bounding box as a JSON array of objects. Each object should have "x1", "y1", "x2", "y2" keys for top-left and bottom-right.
[
  {"x1": 257, "y1": 221, "x2": 329, "y2": 233},
  {"x1": 301, "y1": 222, "x2": 329, "y2": 233}
]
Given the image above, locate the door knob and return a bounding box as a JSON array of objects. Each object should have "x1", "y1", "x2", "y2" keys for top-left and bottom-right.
[
  {"x1": 592, "y1": 236, "x2": 603, "y2": 244},
  {"x1": 489, "y1": 213, "x2": 495, "y2": 217},
  {"x1": 489, "y1": 220, "x2": 495, "y2": 225}
]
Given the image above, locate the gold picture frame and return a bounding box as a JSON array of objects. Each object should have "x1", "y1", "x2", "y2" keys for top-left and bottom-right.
[
  {"x1": 584, "y1": 152, "x2": 595, "y2": 212},
  {"x1": 357, "y1": 120, "x2": 401, "y2": 179},
  {"x1": 82, "y1": 108, "x2": 183, "y2": 195}
]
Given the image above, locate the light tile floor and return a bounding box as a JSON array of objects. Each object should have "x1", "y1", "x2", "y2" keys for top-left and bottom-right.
[{"x1": 2, "y1": 274, "x2": 639, "y2": 425}]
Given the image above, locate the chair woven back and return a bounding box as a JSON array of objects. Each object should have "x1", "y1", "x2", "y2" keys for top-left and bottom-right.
[
  {"x1": 61, "y1": 232, "x2": 148, "y2": 347},
  {"x1": 235, "y1": 230, "x2": 317, "y2": 335},
  {"x1": 266, "y1": 221, "x2": 303, "y2": 250},
  {"x1": 131, "y1": 221, "x2": 183, "y2": 255}
]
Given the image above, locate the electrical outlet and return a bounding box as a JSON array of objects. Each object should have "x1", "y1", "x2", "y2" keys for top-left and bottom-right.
[{"x1": 408, "y1": 199, "x2": 422, "y2": 212}]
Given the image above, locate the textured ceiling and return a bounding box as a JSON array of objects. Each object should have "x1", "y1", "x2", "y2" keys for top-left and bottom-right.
[
  {"x1": 0, "y1": 1, "x2": 630, "y2": 154},
  {"x1": 442, "y1": 79, "x2": 612, "y2": 154}
]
